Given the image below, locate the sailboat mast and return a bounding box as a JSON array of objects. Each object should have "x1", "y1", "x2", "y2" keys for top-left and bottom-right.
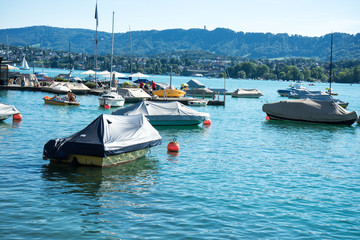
[
  {"x1": 170, "y1": 66, "x2": 172, "y2": 89},
  {"x1": 129, "y1": 26, "x2": 133, "y2": 74},
  {"x1": 329, "y1": 33, "x2": 333, "y2": 95},
  {"x1": 69, "y1": 42, "x2": 72, "y2": 76},
  {"x1": 110, "y1": 11, "x2": 115, "y2": 77},
  {"x1": 94, "y1": 0, "x2": 99, "y2": 87}
]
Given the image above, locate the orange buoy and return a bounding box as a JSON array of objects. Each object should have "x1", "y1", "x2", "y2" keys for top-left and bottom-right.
[
  {"x1": 104, "y1": 104, "x2": 111, "y2": 109},
  {"x1": 266, "y1": 115, "x2": 270, "y2": 120},
  {"x1": 44, "y1": 96, "x2": 49, "y2": 99},
  {"x1": 203, "y1": 119, "x2": 211, "y2": 125},
  {"x1": 13, "y1": 113, "x2": 23, "y2": 121},
  {"x1": 167, "y1": 138, "x2": 180, "y2": 152}
]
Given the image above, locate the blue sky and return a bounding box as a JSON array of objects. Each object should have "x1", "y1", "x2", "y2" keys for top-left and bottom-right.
[{"x1": 0, "y1": 0, "x2": 359, "y2": 36}]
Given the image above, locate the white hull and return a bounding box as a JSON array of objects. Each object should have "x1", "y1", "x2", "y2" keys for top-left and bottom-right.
[
  {"x1": 98, "y1": 98, "x2": 125, "y2": 107},
  {"x1": 0, "y1": 115, "x2": 11, "y2": 121},
  {"x1": 188, "y1": 99, "x2": 208, "y2": 106}
]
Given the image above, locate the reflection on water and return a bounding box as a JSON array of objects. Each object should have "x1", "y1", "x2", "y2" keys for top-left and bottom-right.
[
  {"x1": 40, "y1": 156, "x2": 160, "y2": 237},
  {"x1": 41, "y1": 156, "x2": 159, "y2": 195},
  {"x1": 0, "y1": 120, "x2": 22, "y2": 133},
  {"x1": 2, "y1": 81, "x2": 360, "y2": 239},
  {"x1": 263, "y1": 118, "x2": 356, "y2": 134}
]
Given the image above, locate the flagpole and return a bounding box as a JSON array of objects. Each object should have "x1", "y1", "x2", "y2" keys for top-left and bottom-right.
[{"x1": 94, "y1": 0, "x2": 98, "y2": 87}]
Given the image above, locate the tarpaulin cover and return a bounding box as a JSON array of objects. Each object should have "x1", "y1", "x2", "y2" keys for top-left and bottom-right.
[
  {"x1": 0, "y1": 103, "x2": 19, "y2": 119},
  {"x1": 112, "y1": 101, "x2": 210, "y2": 122},
  {"x1": 262, "y1": 98, "x2": 358, "y2": 124},
  {"x1": 187, "y1": 79, "x2": 206, "y2": 89},
  {"x1": 43, "y1": 114, "x2": 162, "y2": 160},
  {"x1": 117, "y1": 88, "x2": 151, "y2": 98}
]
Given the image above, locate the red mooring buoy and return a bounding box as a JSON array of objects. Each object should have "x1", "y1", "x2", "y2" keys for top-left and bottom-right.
[
  {"x1": 167, "y1": 138, "x2": 180, "y2": 152},
  {"x1": 203, "y1": 119, "x2": 211, "y2": 125},
  {"x1": 104, "y1": 104, "x2": 111, "y2": 109},
  {"x1": 13, "y1": 113, "x2": 23, "y2": 121},
  {"x1": 266, "y1": 115, "x2": 270, "y2": 120}
]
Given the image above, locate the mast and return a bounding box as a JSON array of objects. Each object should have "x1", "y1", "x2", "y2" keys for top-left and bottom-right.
[
  {"x1": 224, "y1": 51, "x2": 227, "y2": 102},
  {"x1": 94, "y1": 0, "x2": 99, "y2": 87},
  {"x1": 6, "y1": 35, "x2": 9, "y2": 59},
  {"x1": 129, "y1": 26, "x2": 133, "y2": 74},
  {"x1": 170, "y1": 66, "x2": 172, "y2": 89},
  {"x1": 69, "y1": 42, "x2": 72, "y2": 76},
  {"x1": 110, "y1": 11, "x2": 115, "y2": 78},
  {"x1": 329, "y1": 33, "x2": 333, "y2": 95}
]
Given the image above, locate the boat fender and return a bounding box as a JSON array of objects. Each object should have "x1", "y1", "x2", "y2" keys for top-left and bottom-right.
[
  {"x1": 104, "y1": 104, "x2": 111, "y2": 109},
  {"x1": 167, "y1": 138, "x2": 180, "y2": 152},
  {"x1": 203, "y1": 119, "x2": 211, "y2": 125},
  {"x1": 13, "y1": 113, "x2": 23, "y2": 121}
]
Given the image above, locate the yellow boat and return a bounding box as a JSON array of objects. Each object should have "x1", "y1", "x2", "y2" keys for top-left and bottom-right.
[{"x1": 152, "y1": 89, "x2": 186, "y2": 98}]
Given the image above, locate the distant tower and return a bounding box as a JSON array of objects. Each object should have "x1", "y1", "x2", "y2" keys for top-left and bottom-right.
[{"x1": 204, "y1": 26, "x2": 206, "y2": 30}]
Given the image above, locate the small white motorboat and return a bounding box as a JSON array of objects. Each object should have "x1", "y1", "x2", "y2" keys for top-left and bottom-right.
[
  {"x1": 188, "y1": 99, "x2": 208, "y2": 106},
  {"x1": 231, "y1": 88, "x2": 263, "y2": 98},
  {"x1": 99, "y1": 90, "x2": 125, "y2": 107}
]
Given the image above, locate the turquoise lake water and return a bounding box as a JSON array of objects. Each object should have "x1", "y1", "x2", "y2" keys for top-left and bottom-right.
[{"x1": 1, "y1": 69, "x2": 360, "y2": 239}]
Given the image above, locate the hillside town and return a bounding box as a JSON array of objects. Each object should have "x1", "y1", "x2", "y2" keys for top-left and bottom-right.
[{"x1": 1, "y1": 44, "x2": 359, "y2": 83}]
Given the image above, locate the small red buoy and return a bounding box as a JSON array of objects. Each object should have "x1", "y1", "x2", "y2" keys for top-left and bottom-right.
[
  {"x1": 13, "y1": 113, "x2": 23, "y2": 121},
  {"x1": 167, "y1": 138, "x2": 180, "y2": 152},
  {"x1": 104, "y1": 104, "x2": 111, "y2": 109},
  {"x1": 203, "y1": 119, "x2": 211, "y2": 125},
  {"x1": 266, "y1": 115, "x2": 270, "y2": 120}
]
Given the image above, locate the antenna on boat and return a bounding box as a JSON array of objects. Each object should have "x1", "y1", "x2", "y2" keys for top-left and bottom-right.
[
  {"x1": 110, "y1": 11, "x2": 115, "y2": 79},
  {"x1": 329, "y1": 33, "x2": 333, "y2": 95}
]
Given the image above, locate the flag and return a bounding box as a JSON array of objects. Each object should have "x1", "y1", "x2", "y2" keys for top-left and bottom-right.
[{"x1": 95, "y1": 3, "x2": 98, "y2": 27}]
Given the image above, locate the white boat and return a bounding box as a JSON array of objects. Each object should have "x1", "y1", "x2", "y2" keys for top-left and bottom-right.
[
  {"x1": 117, "y1": 88, "x2": 151, "y2": 103},
  {"x1": 231, "y1": 88, "x2": 263, "y2": 98},
  {"x1": 112, "y1": 101, "x2": 210, "y2": 126},
  {"x1": 262, "y1": 98, "x2": 358, "y2": 125},
  {"x1": 277, "y1": 83, "x2": 307, "y2": 97},
  {"x1": 188, "y1": 99, "x2": 208, "y2": 106},
  {"x1": 43, "y1": 114, "x2": 162, "y2": 167},
  {"x1": 20, "y1": 56, "x2": 30, "y2": 70},
  {"x1": 98, "y1": 90, "x2": 125, "y2": 107},
  {"x1": 0, "y1": 103, "x2": 20, "y2": 121},
  {"x1": 46, "y1": 82, "x2": 90, "y2": 95},
  {"x1": 288, "y1": 89, "x2": 348, "y2": 108}
]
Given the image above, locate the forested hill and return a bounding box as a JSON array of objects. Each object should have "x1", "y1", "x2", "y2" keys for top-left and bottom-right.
[{"x1": 1, "y1": 26, "x2": 359, "y2": 61}]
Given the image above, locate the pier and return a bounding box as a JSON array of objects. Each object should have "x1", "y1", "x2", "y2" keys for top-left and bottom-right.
[{"x1": 0, "y1": 85, "x2": 225, "y2": 106}]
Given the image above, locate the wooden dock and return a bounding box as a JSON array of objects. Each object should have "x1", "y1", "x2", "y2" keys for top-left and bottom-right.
[
  {"x1": 0, "y1": 85, "x2": 225, "y2": 106},
  {"x1": 150, "y1": 97, "x2": 225, "y2": 106}
]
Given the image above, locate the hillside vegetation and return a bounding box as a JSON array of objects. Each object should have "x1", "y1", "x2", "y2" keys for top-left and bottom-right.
[{"x1": 0, "y1": 26, "x2": 359, "y2": 61}]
